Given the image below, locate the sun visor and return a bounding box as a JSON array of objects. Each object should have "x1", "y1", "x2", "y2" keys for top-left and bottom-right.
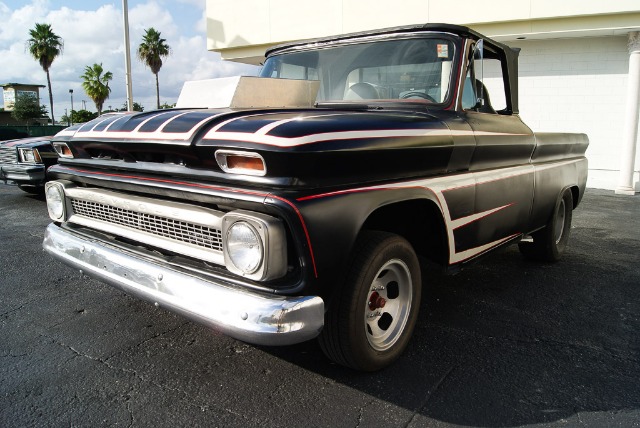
[{"x1": 176, "y1": 76, "x2": 319, "y2": 109}]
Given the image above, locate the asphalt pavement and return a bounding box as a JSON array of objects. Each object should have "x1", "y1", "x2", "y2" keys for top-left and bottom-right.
[{"x1": 1, "y1": 185, "x2": 639, "y2": 427}]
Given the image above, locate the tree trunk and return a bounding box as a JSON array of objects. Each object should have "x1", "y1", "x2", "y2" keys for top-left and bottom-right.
[
  {"x1": 155, "y1": 72, "x2": 160, "y2": 110},
  {"x1": 46, "y1": 70, "x2": 55, "y2": 124}
]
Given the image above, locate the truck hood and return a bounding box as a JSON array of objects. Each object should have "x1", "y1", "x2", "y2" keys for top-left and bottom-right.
[{"x1": 53, "y1": 108, "x2": 455, "y2": 188}]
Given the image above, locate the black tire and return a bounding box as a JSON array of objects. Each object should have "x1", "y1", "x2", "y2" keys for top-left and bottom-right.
[
  {"x1": 18, "y1": 184, "x2": 44, "y2": 195},
  {"x1": 519, "y1": 189, "x2": 573, "y2": 262},
  {"x1": 319, "y1": 231, "x2": 421, "y2": 371}
]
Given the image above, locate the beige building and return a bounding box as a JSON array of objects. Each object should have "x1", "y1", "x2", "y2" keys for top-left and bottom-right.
[
  {"x1": 1, "y1": 83, "x2": 45, "y2": 111},
  {"x1": 206, "y1": 0, "x2": 640, "y2": 194}
]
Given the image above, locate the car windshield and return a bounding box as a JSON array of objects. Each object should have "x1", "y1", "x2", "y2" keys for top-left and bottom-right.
[{"x1": 260, "y1": 36, "x2": 457, "y2": 105}]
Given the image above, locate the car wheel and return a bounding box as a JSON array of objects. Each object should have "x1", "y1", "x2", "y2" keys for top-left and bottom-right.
[
  {"x1": 519, "y1": 188, "x2": 573, "y2": 262},
  {"x1": 319, "y1": 231, "x2": 421, "y2": 371}
]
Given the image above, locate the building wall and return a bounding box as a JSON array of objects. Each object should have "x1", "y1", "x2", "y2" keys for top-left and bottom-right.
[
  {"x1": 207, "y1": 0, "x2": 640, "y2": 61},
  {"x1": 1, "y1": 85, "x2": 43, "y2": 111},
  {"x1": 206, "y1": 0, "x2": 640, "y2": 191},
  {"x1": 0, "y1": 111, "x2": 24, "y2": 126},
  {"x1": 511, "y1": 36, "x2": 637, "y2": 189}
]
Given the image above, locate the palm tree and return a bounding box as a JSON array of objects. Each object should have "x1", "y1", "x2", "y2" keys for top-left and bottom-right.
[
  {"x1": 26, "y1": 23, "x2": 63, "y2": 124},
  {"x1": 80, "y1": 63, "x2": 113, "y2": 116},
  {"x1": 137, "y1": 28, "x2": 170, "y2": 109}
]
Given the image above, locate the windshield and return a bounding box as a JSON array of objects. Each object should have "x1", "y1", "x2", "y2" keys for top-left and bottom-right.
[{"x1": 260, "y1": 37, "x2": 457, "y2": 105}]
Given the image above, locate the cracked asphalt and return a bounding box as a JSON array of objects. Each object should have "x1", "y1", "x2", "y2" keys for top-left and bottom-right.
[{"x1": 1, "y1": 185, "x2": 639, "y2": 427}]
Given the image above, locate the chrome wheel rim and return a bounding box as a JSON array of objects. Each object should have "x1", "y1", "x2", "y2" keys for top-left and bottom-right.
[
  {"x1": 554, "y1": 198, "x2": 566, "y2": 244},
  {"x1": 364, "y1": 259, "x2": 412, "y2": 351}
]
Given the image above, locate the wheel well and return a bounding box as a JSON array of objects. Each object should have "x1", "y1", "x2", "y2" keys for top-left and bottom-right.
[
  {"x1": 361, "y1": 199, "x2": 448, "y2": 266},
  {"x1": 569, "y1": 185, "x2": 580, "y2": 209}
]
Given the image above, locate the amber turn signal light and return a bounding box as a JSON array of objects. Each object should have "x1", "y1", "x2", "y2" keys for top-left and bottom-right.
[
  {"x1": 215, "y1": 150, "x2": 266, "y2": 176},
  {"x1": 227, "y1": 155, "x2": 263, "y2": 171},
  {"x1": 53, "y1": 143, "x2": 74, "y2": 158}
]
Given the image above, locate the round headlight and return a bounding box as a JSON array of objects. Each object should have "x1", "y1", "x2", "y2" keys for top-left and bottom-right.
[
  {"x1": 45, "y1": 184, "x2": 64, "y2": 220},
  {"x1": 226, "y1": 221, "x2": 263, "y2": 274}
]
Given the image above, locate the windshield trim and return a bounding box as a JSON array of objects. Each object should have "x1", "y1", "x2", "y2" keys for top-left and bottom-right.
[{"x1": 267, "y1": 31, "x2": 460, "y2": 57}]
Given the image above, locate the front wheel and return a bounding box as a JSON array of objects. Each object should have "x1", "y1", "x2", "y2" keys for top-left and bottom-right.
[
  {"x1": 319, "y1": 231, "x2": 421, "y2": 371},
  {"x1": 519, "y1": 188, "x2": 573, "y2": 262}
]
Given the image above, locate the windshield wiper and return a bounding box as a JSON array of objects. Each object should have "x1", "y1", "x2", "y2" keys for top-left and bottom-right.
[{"x1": 315, "y1": 102, "x2": 382, "y2": 110}]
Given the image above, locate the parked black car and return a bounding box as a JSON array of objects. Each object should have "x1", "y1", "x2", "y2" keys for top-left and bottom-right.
[{"x1": 0, "y1": 136, "x2": 57, "y2": 193}]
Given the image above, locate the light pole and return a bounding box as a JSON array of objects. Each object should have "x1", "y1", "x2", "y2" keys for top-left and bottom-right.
[
  {"x1": 82, "y1": 100, "x2": 86, "y2": 110},
  {"x1": 69, "y1": 89, "x2": 74, "y2": 125},
  {"x1": 122, "y1": 0, "x2": 134, "y2": 111}
]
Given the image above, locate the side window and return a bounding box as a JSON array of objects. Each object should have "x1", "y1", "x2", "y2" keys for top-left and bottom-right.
[
  {"x1": 462, "y1": 41, "x2": 509, "y2": 113},
  {"x1": 482, "y1": 58, "x2": 507, "y2": 112}
]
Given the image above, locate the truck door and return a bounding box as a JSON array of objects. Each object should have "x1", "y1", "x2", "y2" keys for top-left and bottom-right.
[{"x1": 454, "y1": 40, "x2": 536, "y2": 259}]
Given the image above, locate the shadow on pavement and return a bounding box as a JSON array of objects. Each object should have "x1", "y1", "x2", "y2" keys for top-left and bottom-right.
[{"x1": 263, "y1": 189, "x2": 640, "y2": 426}]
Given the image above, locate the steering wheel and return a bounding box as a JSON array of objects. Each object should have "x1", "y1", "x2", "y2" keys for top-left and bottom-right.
[{"x1": 400, "y1": 91, "x2": 436, "y2": 102}]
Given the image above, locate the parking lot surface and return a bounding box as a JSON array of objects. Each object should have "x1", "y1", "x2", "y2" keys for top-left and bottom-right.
[{"x1": 1, "y1": 185, "x2": 639, "y2": 427}]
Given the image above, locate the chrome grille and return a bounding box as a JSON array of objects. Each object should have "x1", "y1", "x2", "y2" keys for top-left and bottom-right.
[
  {"x1": 70, "y1": 198, "x2": 223, "y2": 251},
  {"x1": 0, "y1": 146, "x2": 17, "y2": 164}
]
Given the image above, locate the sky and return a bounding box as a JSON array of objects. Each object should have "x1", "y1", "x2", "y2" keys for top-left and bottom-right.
[{"x1": 0, "y1": 0, "x2": 259, "y2": 120}]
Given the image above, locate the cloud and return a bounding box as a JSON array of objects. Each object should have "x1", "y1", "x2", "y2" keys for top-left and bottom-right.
[
  {"x1": 0, "y1": 0, "x2": 259, "y2": 118},
  {"x1": 177, "y1": 0, "x2": 206, "y2": 7},
  {"x1": 130, "y1": 1, "x2": 178, "y2": 38},
  {"x1": 126, "y1": 1, "x2": 258, "y2": 107}
]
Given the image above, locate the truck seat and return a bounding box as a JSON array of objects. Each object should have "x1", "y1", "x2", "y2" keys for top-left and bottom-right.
[{"x1": 344, "y1": 82, "x2": 379, "y2": 100}]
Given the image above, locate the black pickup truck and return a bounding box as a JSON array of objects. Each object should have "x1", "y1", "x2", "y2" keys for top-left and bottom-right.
[{"x1": 42, "y1": 24, "x2": 588, "y2": 371}]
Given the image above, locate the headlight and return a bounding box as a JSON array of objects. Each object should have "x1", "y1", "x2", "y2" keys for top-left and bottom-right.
[
  {"x1": 226, "y1": 221, "x2": 263, "y2": 274},
  {"x1": 222, "y1": 211, "x2": 287, "y2": 281},
  {"x1": 18, "y1": 148, "x2": 42, "y2": 164},
  {"x1": 45, "y1": 182, "x2": 65, "y2": 221}
]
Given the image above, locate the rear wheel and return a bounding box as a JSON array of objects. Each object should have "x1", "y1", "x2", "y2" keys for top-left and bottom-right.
[
  {"x1": 319, "y1": 231, "x2": 421, "y2": 371},
  {"x1": 519, "y1": 189, "x2": 573, "y2": 262}
]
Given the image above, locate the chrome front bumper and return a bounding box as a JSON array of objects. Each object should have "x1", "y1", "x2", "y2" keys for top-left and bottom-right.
[{"x1": 43, "y1": 223, "x2": 324, "y2": 346}]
